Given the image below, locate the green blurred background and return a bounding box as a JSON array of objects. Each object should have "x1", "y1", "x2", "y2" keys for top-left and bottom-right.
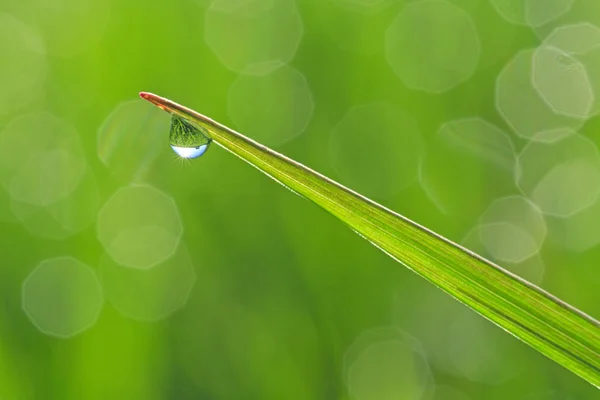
[{"x1": 1, "y1": 0, "x2": 600, "y2": 398}]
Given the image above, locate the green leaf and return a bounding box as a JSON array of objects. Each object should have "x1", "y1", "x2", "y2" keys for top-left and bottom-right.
[{"x1": 140, "y1": 92, "x2": 600, "y2": 387}]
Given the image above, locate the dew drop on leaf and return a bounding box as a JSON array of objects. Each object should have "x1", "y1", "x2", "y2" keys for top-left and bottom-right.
[{"x1": 169, "y1": 115, "x2": 212, "y2": 159}]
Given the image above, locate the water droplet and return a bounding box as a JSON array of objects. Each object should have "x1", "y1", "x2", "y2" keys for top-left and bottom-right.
[{"x1": 169, "y1": 115, "x2": 212, "y2": 159}]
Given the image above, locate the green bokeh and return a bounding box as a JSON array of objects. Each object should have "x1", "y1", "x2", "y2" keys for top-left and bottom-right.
[{"x1": 0, "y1": 0, "x2": 599, "y2": 399}]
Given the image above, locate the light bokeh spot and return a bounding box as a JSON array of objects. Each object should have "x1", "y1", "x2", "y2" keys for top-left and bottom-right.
[
  {"x1": 465, "y1": 0, "x2": 520, "y2": 69},
  {"x1": 99, "y1": 243, "x2": 196, "y2": 322},
  {"x1": 331, "y1": 0, "x2": 398, "y2": 14},
  {"x1": 10, "y1": 148, "x2": 86, "y2": 207},
  {"x1": 533, "y1": 127, "x2": 576, "y2": 143},
  {"x1": 0, "y1": 13, "x2": 46, "y2": 115},
  {"x1": 0, "y1": 112, "x2": 97, "y2": 239},
  {"x1": 479, "y1": 223, "x2": 539, "y2": 264},
  {"x1": 523, "y1": 390, "x2": 575, "y2": 400},
  {"x1": 489, "y1": 0, "x2": 574, "y2": 27},
  {"x1": 344, "y1": 327, "x2": 432, "y2": 400},
  {"x1": 205, "y1": 0, "x2": 303, "y2": 75},
  {"x1": 398, "y1": 289, "x2": 534, "y2": 385},
  {"x1": 0, "y1": 186, "x2": 17, "y2": 223},
  {"x1": 531, "y1": 0, "x2": 600, "y2": 40},
  {"x1": 435, "y1": 118, "x2": 515, "y2": 170},
  {"x1": 7, "y1": 0, "x2": 110, "y2": 57},
  {"x1": 98, "y1": 100, "x2": 169, "y2": 183},
  {"x1": 10, "y1": 167, "x2": 99, "y2": 240},
  {"x1": 532, "y1": 46, "x2": 594, "y2": 118},
  {"x1": 432, "y1": 385, "x2": 471, "y2": 400},
  {"x1": 496, "y1": 49, "x2": 584, "y2": 140},
  {"x1": 107, "y1": 226, "x2": 181, "y2": 270},
  {"x1": 97, "y1": 185, "x2": 183, "y2": 270},
  {"x1": 321, "y1": 0, "x2": 403, "y2": 55},
  {"x1": 175, "y1": 291, "x2": 321, "y2": 397},
  {"x1": 0, "y1": 113, "x2": 86, "y2": 206},
  {"x1": 330, "y1": 103, "x2": 423, "y2": 198},
  {"x1": 446, "y1": 307, "x2": 527, "y2": 384},
  {"x1": 419, "y1": 118, "x2": 516, "y2": 218},
  {"x1": 478, "y1": 196, "x2": 546, "y2": 263},
  {"x1": 516, "y1": 134, "x2": 600, "y2": 217},
  {"x1": 385, "y1": 0, "x2": 480, "y2": 93},
  {"x1": 539, "y1": 23, "x2": 600, "y2": 117},
  {"x1": 228, "y1": 65, "x2": 314, "y2": 146},
  {"x1": 22, "y1": 257, "x2": 104, "y2": 338},
  {"x1": 545, "y1": 195, "x2": 600, "y2": 252},
  {"x1": 543, "y1": 22, "x2": 600, "y2": 54},
  {"x1": 463, "y1": 226, "x2": 545, "y2": 283}
]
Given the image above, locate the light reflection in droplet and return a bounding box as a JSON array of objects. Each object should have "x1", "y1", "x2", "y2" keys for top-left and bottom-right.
[
  {"x1": 169, "y1": 115, "x2": 212, "y2": 159},
  {"x1": 171, "y1": 145, "x2": 209, "y2": 159}
]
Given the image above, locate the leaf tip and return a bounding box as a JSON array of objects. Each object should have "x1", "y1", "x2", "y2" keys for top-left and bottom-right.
[{"x1": 139, "y1": 92, "x2": 170, "y2": 112}]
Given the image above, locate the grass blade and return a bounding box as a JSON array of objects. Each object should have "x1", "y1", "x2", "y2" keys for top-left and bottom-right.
[{"x1": 140, "y1": 92, "x2": 600, "y2": 387}]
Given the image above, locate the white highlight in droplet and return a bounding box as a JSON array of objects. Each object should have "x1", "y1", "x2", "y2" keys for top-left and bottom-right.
[{"x1": 171, "y1": 145, "x2": 209, "y2": 159}]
